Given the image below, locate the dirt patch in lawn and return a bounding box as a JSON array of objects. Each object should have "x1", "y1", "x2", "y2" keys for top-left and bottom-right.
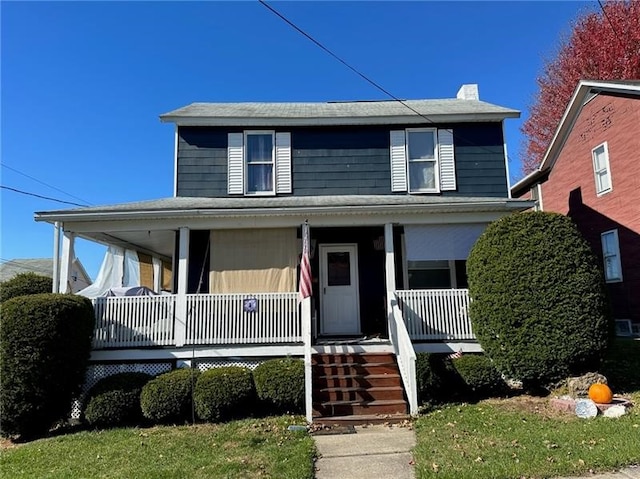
[{"x1": 482, "y1": 394, "x2": 574, "y2": 420}]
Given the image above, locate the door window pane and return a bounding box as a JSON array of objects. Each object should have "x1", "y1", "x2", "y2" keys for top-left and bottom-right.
[{"x1": 327, "y1": 252, "x2": 350, "y2": 286}]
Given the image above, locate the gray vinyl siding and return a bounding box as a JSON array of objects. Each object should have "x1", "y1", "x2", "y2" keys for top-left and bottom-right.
[{"x1": 175, "y1": 124, "x2": 508, "y2": 198}]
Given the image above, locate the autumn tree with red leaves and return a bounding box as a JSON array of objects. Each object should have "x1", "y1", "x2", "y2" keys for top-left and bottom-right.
[{"x1": 520, "y1": 0, "x2": 640, "y2": 176}]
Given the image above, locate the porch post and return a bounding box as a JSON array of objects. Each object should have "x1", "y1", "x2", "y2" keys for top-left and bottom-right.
[
  {"x1": 175, "y1": 227, "x2": 190, "y2": 347},
  {"x1": 52, "y1": 222, "x2": 62, "y2": 293},
  {"x1": 384, "y1": 223, "x2": 396, "y2": 292},
  {"x1": 59, "y1": 230, "x2": 75, "y2": 294}
]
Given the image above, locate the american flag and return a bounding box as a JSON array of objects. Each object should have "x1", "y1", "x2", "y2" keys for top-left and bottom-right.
[
  {"x1": 448, "y1": 350, "x2": 463, "y2": 360},
  {"x1": 298, "y1": 222, "x2": 312, "y2": 303}
]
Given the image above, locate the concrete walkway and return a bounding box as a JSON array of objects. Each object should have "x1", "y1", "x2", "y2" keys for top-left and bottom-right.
[
  {"x1": 311, "y1": 424, "x2": 638, "y2": 479},
  {"x1": 312, "y1": 424, "x2": 416, "y2": 479}
]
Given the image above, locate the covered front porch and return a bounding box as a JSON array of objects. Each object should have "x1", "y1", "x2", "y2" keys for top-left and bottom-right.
[{"x1": 36, "y1": 195, "x2": 532, "y2": 420}]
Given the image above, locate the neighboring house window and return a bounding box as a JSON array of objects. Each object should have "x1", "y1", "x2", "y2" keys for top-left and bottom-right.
[
  {"x1": 592, "y1": 142, "x2": 612, "y2": 196},
  {"x1": 390, "y1": 128, "x2": 456, "y2": 193},
  {"x1": 601, "y1": 229, "x2": 622, "y2": 282},
  {"x1": 246, "y1": 131, "x2": 274, "y2": 194},
  {"x1": 227, "y1": 131, "x2": 292, "y2": 195}
]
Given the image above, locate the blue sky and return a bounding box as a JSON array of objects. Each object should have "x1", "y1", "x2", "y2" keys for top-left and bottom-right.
[{"x1": 1, "y1": 1, "x2": 595, "y2": 280}]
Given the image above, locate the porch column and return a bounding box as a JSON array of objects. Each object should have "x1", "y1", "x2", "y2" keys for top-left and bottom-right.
[
  {"x1": 175, "y1": 227, "x2": 190, "y2": 347},
  {"x1": 52, "y1": 222, "x2": 62, "y2": 293},
  {"x1": 59, "y1": 230, "x2": 75, "y2": 294},
  {"x1": 384, "y1": 223, "x2": 396, "y2": 292}
]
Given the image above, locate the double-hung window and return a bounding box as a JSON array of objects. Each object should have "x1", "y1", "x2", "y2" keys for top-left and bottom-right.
[
  {"x1": 407, "y1": 129, "x2": 439, "y2": 193},
  {"x1": 390, "y1": 128, "x2": 456, "y2": 194},
  {"x1": 245, "y1": 131, "x2": 274, "y2": 194},
  {"x1": 601, "y1": 229, "x2": 622, "y2": 282},
  {"x1": 592, "y1": 142, "x2": 612, "y2": 196},
  {"x1": 227, "y1": 131, "x2": 291, "y2": 196}
]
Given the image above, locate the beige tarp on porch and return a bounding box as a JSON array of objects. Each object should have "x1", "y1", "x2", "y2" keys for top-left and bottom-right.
[{"x1": 209, "y1": 228, "x2": 298, "y2": 293}]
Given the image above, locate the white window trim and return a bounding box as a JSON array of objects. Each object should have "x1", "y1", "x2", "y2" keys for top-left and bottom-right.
[
  {"x1": 406, "y1": 128, "x2": 440, "y2": 194},
  {"x1": 601, "y1": 229, "x2": 623, "y2": 283},
  {"x1": 244, "y1": 130, "x2": 276, "y2": 196},
  {"x1": 592, "y1": 141, "x2": 612, "y2": 197}
]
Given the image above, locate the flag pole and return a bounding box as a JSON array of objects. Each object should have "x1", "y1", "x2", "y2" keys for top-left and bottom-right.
[{"x1": 300, "y1": 220, "x2": 313, "y2": 422}]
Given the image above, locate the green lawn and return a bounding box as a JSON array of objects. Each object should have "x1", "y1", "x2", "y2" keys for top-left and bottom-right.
[
  {"x1": 414, "y1": 339, "x2": 640, "y2": 479},
  {"x1": 0, "y1": 416, "x2": 315, "y2": 479}
]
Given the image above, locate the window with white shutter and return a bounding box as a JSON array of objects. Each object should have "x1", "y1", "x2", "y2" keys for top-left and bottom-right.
[
  {"x1": 592, "y1": 142, "x2": 612, "y2": 196},
  {"x1": 227, "y1": 131, "x2": 292, "y2": 196},
  {"x1": 390, "y1": 128, "x2": 456, "y2": 194}
]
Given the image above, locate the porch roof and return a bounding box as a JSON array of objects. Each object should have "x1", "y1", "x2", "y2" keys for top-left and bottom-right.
[
  {"x1": 35, "y1": 195, "x2": 533, "y2": 223},
  {"x1": 35, "y1": 195, "x2": 533, "y2": 262}
]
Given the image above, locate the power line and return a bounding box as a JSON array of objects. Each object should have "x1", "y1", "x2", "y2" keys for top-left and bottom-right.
[
  {"x1": 596, "y1": 0, "x2": 626, "y2": 51},
  {"x1": 258, "y1": 1, "x2": 517, "y2": 166},
  {"x1": 1, "y1": 162, "x2": 93, "y2": 206},
  {"x1": 1, "y1": 185, "x2": 89, "y2": 207}
]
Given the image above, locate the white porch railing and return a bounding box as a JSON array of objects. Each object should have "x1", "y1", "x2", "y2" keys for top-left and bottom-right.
[
  {"x1": 92, "y1": 295, "x2": 176, "y2": 348},
  {"x1": 395, "y1": 289, "x2": 474, "y2": 341},
  {"x1": 387, "y1": 292, "x2": 418, "y2": 416},
  {"x1": 185, "y1": 293, "x2": 301, "y2": 345}
]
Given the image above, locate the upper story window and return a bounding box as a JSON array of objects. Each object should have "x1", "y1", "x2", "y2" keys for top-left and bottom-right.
[
  {"x1": 407, "y1": 129, "x2": 439, "y2": 193},
  {"x1": 592, "y1": 142, "x2": 612, "y2": 196},
  {"x1": 228, "y1": 131, "x2": 291, "y2": 196},
  {"x1": 245, "y1": 131, "x2": 274, "y2": 194},
  {"x1": 601, "y1": 229, "x2": 622, "y2": 283},
  {"x1": 390, "y1": 128, "x2": 456, "y2": 194}
]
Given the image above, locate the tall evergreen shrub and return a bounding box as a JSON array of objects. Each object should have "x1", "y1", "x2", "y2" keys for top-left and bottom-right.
[
  {"x1": 0, "y1": 294, "x2": 95, "y2": 438},
  {"x1": 467, "y1": 211, "x2": 610, "y2": 388}
]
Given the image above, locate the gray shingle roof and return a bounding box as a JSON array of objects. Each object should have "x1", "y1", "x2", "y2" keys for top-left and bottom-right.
[
  {"x1": 0, "y1": 258, "x2": 54, "y2": 282},
  {"x1": 160, "y1": 99, "x2": 520, "y2": 126}
]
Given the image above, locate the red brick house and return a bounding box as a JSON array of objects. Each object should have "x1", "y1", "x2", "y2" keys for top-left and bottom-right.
[{"x1": 512, "y1": 80, "x2": 640, "y2": 335}]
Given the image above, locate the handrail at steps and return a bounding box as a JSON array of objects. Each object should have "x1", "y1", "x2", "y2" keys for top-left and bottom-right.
[{"x1": 388, "y1": 291, "x2": 418, "y2": 416}]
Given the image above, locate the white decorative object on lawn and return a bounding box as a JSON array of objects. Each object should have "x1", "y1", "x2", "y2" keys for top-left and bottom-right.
[{"x1": 575, "y1": 399, "x2": 598, "y2": 418}]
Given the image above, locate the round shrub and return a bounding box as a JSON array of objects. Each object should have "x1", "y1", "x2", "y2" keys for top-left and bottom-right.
[
  {"x1": 253, "y1": 358, "x2": 304, "y2": 413},
  {"x1": 140, "y1": 368, "x2": 199, "y2": 424},
  {"x1": 467, "y1": 211, "x2": 610, "y2": 388},
  {"x1": 0, "y1": 272, "x2": 53, "y2": 303},
  {"x1": 0, "y1": 294, "x2": 95, "y2": 438},
  {"x1": 194, "y1": 366, "x2": 255, "y2": 422},
  {"x1": 83, "y1": 372, "x2": 152, "y2": 427},
  {"x1": 451, "y1": 354, "x2": 506, "y2": 398}
]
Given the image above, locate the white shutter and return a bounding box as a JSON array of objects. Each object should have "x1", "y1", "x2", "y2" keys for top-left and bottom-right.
[
  {"x1": 275, "y1": 132, "x2": 292, "y2": 194},
  {"x1": 438, "y1": 129, "x2": 456, "y2": 191},
  {"x1": 228, "y1": 132, "x2": 244, "y2": 195},
  {"x1": 390, "y1": 130, "x2": 407, "y2": 192}
]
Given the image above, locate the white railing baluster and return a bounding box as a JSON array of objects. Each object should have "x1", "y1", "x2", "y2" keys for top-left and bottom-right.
[{"x1": 395, "y1": 289, "x2": 474, "y2": 341}]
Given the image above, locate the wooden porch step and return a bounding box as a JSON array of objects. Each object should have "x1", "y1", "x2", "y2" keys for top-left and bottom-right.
[
  {"x1": 313, "y1": 399, "x2": 408, "y2": 417},
  {"x1": 313, "y1": 373, "x2": 402, "y2": 388},
  {"x1": 312, "y1": 352, "x2": 396, "y2": 365},
  {"x1": 313, "y1": 361, "x2": 399, "y2": 376},
  {"x1": 315, "y1": 386, "x2": 405, "y2": 402},
  {"x1": 312, "y1": 413, "x2": 411, "y2": 427}
]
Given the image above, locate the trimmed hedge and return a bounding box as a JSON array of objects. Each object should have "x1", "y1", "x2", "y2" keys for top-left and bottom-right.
[
  {"x1": 467, "y1": 211, "x2": 610, "y2": 388},
  {"x1": 83, "y1": 372, "x2": 152, "y2": 427},
  {"x1": 253, "y1": 358, "x2": 304, "y2": 413},
  {"x1": 140, "y1": 368, "x2": 199, "y2": 424},
  {"x1": 415, "y1": 353, "x2": 462, "y2": 403},
  {"x1": 0, "y1": 294, "x2": 94, "y2": 438},
  {"x1": 194, "y1": 366, "x2": 255, "y2": 422},
  {"x1": 451, "y1": 354, "x2": 506, "y2": 398},
  {"x1": 0, "y1": 272, "x2": 53, "y2": 303}
]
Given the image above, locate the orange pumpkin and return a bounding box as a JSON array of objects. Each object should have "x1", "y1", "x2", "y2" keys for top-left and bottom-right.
[{"x1": 588, "y1": 383, "x2": 613, "y2": 404}]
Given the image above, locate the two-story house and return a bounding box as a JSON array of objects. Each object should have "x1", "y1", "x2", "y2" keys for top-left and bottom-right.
[
  {"x1": 36, "y1": 84, "x2": 531, "y2": 422},
  {"x1": 512, "y1": 80, "x2": 640, "y2": 338}
]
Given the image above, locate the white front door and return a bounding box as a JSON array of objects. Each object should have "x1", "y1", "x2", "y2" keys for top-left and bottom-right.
[{"x1": 319, "y1": 244, "x2": 361, "y2": 335}]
